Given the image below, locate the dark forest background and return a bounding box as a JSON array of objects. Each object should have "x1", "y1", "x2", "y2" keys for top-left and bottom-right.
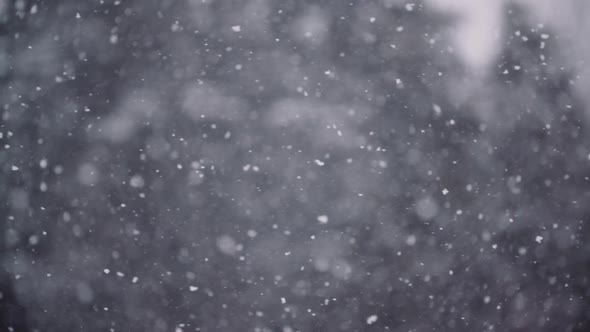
[{"x1": 1, "y1": 0, "x2": 590, "y2": 331}]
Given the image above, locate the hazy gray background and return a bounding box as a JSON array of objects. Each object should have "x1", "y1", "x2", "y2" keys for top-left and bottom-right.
[{"x1": 1, "y1": 1, "x2": 590, "y2": 331}]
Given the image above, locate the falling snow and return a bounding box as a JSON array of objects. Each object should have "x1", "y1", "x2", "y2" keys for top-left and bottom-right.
[{"x1": 2, "y1": 1, "x2": 590, "y2": 331}]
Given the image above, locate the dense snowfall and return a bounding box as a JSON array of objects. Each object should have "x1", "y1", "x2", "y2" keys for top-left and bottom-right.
[{"x1": 1, "y1": 1, "x2": 590, "y2": 331}]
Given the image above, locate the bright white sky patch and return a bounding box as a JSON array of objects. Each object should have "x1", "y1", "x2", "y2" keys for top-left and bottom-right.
[{"x1": 426, "y1": 0, "x2": 503, "y2": 71}]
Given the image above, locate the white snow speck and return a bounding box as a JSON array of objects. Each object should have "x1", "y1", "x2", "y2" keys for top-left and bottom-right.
[
  {"x1": 406, "y1": 234, "x2": 416, "y2": 246},
  {"x1": 216, "y1": 235, "x2": 238, "y2": 256},
  {"x1": 132, "y1": 276, "x2": 138, "y2": 283},
  {"x1": 317, "y1": 215, "x2": 329, "y2": 224},
  {"x1": 281, "y1": 297, "x2": 286, "y2": 304},
  {"x1": 442, "y1": 188, "x2": 449, "y2": 195},
  {"x1": 535, "y1": 236, "x2": 543, "y2": 243},
  {"x1": 433, "y1": 104, "x2": 442, "y2": 115},
  {"x1": 11, "y1": 165, "x2": 19, "y2": 171},
  {"x1": 75, "y1": 12, "x2": 81, "y2": 19},
  {"x1": 366, "y1": 314, "x2": 378, "y2": 325},
  {"x1": 29, "y1": 235, "x2": 39, "y2": 245},
  {"x1": 189, "y1": 285, "x2": 199, "y2": 292},
  {"x1": 314, "y1": 159, "x2": 325, "y2": 166},
  {"x1": 129, "y1": 174, "x2": 145, "y2": 188},
  {"x1": 231, "y1": 25, "x2": 241, "y2": 32},
  {"x1": 103, "y1": 269, "x2": 110, "y2": 274},
  {"x1": 370, "y1": 17, "x2": 376, "y2": 23}
]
